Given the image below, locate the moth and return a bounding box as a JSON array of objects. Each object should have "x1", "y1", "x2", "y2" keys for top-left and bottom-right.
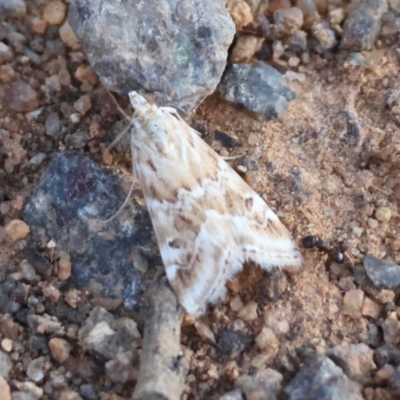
[{"x1": 127, "y1": 91, "x2": 302, "y2": 316}]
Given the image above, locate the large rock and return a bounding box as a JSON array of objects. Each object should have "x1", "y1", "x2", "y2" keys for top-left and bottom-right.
[{"x1": 68, "y1": 0, "x2": 235, "y2": 112}]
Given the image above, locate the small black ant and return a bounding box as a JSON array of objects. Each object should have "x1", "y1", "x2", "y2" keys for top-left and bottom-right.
[{"x1": 301, "y1": 235, "x2": 345, "y2": 265}]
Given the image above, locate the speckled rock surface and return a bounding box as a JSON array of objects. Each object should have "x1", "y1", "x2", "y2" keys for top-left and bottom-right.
[
  {"x1": 22, "y1": 152, "x2": 159, "y2": 311},
  {"x1": 68, "y1": 0, "x2": 235, "y2": 112},
  {"x1": 218, "y1": 61, "x2": 295, "y2": 121}
]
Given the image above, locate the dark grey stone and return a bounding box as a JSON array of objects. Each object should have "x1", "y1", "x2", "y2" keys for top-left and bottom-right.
[
  {"x1": 341, "y1": 0, "x2": 388, "y2": 51},
  {"x1": 217, "y1": 329, "x2": 254, "y2": 357},
  {"x1": 68, "y1": 0, "x2": 235, "y2": 113},
  {"x1": 284, "y1": 355, "x2": 363, "y2": 400},
  {"x1": 65, "y1": 130, "x2": 91, "y2": 149},
  {"x1": 218, "y1": 62, "x2": 295, "y2": 121},
  {"x1": 22, "y1": 152, "x2": 160, "y2": 311},
  {"x1": 0, "y1": 0, "x2": 26, "y2": 21},
  {"x1": 363, "y1": 254, "x2": 400, "y2": 289}
]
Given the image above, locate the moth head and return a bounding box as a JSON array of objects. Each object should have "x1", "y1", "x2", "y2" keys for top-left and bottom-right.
[{"x1": 129, "y1": 91, "x2": 149, "y2": 115}]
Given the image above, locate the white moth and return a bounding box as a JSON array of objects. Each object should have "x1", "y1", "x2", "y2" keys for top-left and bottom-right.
[{"x1": 128, "y1": 91, "x2": 302, "y2": 316}]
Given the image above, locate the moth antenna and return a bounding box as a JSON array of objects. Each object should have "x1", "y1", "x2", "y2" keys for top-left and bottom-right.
[
  {"x1": 106, "y1": 119, "x2": 134, "y2": 152},
  {"x1": 101, "y1": 173, "x2": 136, "y2": 223},
  {"x1": 100, "y1": 108, "x2": 137, "y2": 224},
  {"x1": 106, "y1": 88, "x2": 132, "y2": 121}
]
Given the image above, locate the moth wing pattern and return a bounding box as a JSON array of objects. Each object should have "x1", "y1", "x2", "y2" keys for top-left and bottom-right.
[{"x1": 128, "y1": 91, "x2": 302, "y2": 316}]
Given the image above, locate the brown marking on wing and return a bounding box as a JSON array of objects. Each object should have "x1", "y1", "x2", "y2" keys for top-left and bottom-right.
[
  {"x1": 265, "y1": 217, "x2": 288, "y2": 237},
  {"x1": 168, "y1": 238, "x2": 181, "y2": 248},
  {"x1": 245, "y1": 197, "x2": 254, "y2": 211}
]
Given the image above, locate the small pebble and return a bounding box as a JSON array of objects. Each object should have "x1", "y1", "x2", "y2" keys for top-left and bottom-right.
[
  {"x1": 74, "y1": 94, "x2": 92, "y2": 115},
  {"x1": 5, "y1": 219, "x2": 30, "y2": 243},
  {"x1": 1, "y1": 339, "x2": 12, "y2": 353},
  {"x1": 42, "y1": 284, "x2": 61, "y2": 301},
  {"x1": 59, "y1": 21, "x2": 80, "y2": 48},
  {"x1": 342, "y1": 289, "x2": 364, "y2": 318},
  {"x1": 59, "y1": 390, "x2": 83, "y2": 400},
  {"x1": 255, "y1": 327, "x2": 277, "y2": 349},
  {"x1": 45, "y1": 75, "x2": 62, "y2": 92},
  {"x1": 20, "y1": 259, "x2": 37, "y2": 281},
  {"x1": 375, "y1": 364, "x2": 394, "y2": 384},
  {"x1": 3, "y1": 80, "x2": 39, "y2": 112},
  {"x1": 45, "y1": 112, "x2": 61, "y2": 137},
  {"x1": 269, "y1": 0, "x2": 292, "y2": 13},
  {"x1": 230, "y1": 35, "x2": 262, "y2": 63},
  {"x1": 43, "y1": 0, "x2": 68, "y2": 25},
  {"x1": 48, "y1": 337, "x2": 72, "y2": 363},
  {"x1": 274, "y1": 7, "x2": 304, "y2": 35},
  {"x1": 75, "y1": 65, "x2": 98, "y2": 86},
  {"x1": 30, "y1": 153, "x2": 46, "y2": 165},
  {"x1": 361, "y1": 297, "x2": 383, "y2": 319},
  {"x1": 27, "y1": 356, "x2": 45, "y2": 382},
  {"x1": 69, "y1": 113, "x2": 81, "y2": 123},
  {"x1": 227, "y1": 0, "x2": 253, "y2": 30},
  {"x1": 352, "y1": 226, "x2": 363, "y2": 238},
  {"x1": 32, "y1": 19, "x2": 48, "y2": 34},
  {"x1": 375, "y1": 207, "x2": 392, "y2": 223},
  {"x1": 230, "y1": 296, "x2": 244, "y2": 312},
  {"x1": 367, "y1": 218, "x2": 379, "y2": 229},
  {"x1": 0, "y1": 42, "x2": 13, "y2": 64},
  {"x1": 237, "y1": 301, "x2": 258, "y2": 321},
  {"x1": 58, "y1": 258, "x2": 72, "y2": 281},
  {"x1": 194, "y1": 321, "x2": 216, "y2": 344}
]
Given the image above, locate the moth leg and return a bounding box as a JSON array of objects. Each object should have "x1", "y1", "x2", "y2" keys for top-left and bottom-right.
[
  {"x1": 100, "y1": 128, "x2": 137, "y2": 224},
  {"x1": 222, "y1": 152, "x2": 246, "y2": 161}
]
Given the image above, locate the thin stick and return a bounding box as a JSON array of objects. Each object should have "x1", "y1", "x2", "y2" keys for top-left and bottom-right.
[{"x1": 133, "y1": 279, "x2": 189, "y2": 400}]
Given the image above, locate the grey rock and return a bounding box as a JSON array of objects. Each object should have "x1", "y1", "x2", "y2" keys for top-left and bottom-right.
[
  {"x1": 13, "y1": 381, "x2": 43, "y2": 400},
  {"x1": 238, "y1": 369, "x2": 283, "y2": 400},
  {"x1": 0, "y1": 350, "x2": 12, "y2": 379},
  {"x1": 10, "y1": 392, "x2": 38, "y2": 400},
  {"x1": 26, "y1": 357, "x2": 46, "y2": 382},
  {"x1": 217, "y1": 329, "x2": 254, "y2": 357},
  {"x1": 65, "y1": 130, "x2": 91, "y2": 149},
  {"x1": 219, "y1": 389, "x2": 244, "y2": 400},
  {"x1": 29, "y1": 153, "x2": 46, "y2": 165},
  {"x1": 381, "y1": 312, "x2": 400, "y2": 345},
  {"x1": 363, "y1": 254, "x2": 400, "y2": 289},
  {"x1": 310, "y1": 21, "x2": 337, "y2": 53},
  {"x1": 45, "y1": 112, "x2": 60, "y2": 137},
  {"x1": 327, "y1": 343, "x2": 376, "y2": 382},
  {"x1": 218, "y1": 62, "x2": 295, "y2": 121},
  {"x1": 79, "y1": 384, "x2": 97, "y2": 400},
  {"x1": 0, "y1": 0, "x2": 26, "y2": 20},
  {"x1": 68, "y1": 0, "x2": 235, "y2": 112},
  {"x1": 79, "y1": 308, "x2": 141, "y2": 361},
  {"x1": 22, "y1": 152, "x2": 157, "y2": 310},
  {"x1": 285, "y1": 355, "x2": 363, "y2": 400},
  {"x1": 346, "y1": 52, "x2": 364, "y2": 66},
  {"x1": 341, "y1": 0, "x2": 388, "y2": 51},
  {"x1": 105, "y1": 351, "x2": 139, "y2": 383},
  {"x1": 374, "y1": 344, "x2": 400, "y2": 367},
  {"x1": 78, "y1": 307, "x2": 116, "y2": 360},
  {"x1": 24, "y1": 48, "x2": 42, "y2": 65},
  {"x1": 338, "y1": 110, "x2": 360, "y2": 145},
  {"x1": 30, "y1": 37, "x2": 45, "y2": 53}
]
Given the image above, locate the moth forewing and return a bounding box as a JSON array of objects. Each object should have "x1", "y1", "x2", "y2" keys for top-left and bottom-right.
[{"x1": 128, "y1": 91, "x2": 302, "y2": 316}]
